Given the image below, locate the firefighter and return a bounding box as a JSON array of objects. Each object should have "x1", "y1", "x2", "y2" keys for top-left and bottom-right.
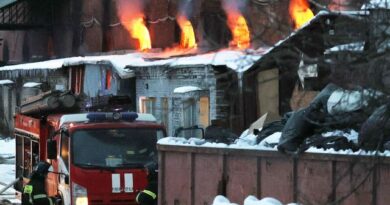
[
  {"x1": 22, "y1": 161, "x2": 56, "y2": 205},
  {"x1": 136, "y1": 163, "x2": 158, "y2": 205}
]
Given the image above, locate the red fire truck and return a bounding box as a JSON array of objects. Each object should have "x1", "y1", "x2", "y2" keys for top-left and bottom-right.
[{"x1": 14, "y1": 111, "x2": 166, "y2": 205}]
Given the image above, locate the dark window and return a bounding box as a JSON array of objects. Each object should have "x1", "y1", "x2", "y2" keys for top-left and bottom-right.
[{"x1": 72, "y1": 128, "x2": 164, "y2": 168}]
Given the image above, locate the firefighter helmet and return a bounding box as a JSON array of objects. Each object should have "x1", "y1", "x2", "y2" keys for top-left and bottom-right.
[{"x1": 33, "y1": 161, "x2": 51, "y2": 176}]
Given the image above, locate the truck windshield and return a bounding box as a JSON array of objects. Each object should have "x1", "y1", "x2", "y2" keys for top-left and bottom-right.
[{"x1": 72, "y1": 128, "x2": 162, "y2": 168}]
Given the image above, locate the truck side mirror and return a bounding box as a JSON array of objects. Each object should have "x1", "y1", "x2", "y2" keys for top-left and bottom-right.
[{"x1": 47, "y1": 139, "x2": 57, "y2": 160}]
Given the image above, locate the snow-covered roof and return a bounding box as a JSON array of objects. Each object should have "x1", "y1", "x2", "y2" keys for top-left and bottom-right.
[
  {"x1": 0, "y1": 50, "x2": 262, "y2": 77},
  {"x1": 362, "y1": 0, "x2": 390, "y2": 9},
  {"x1": 0, "y1": 55, "x2": 136, "y2": 79},
  {"x1": 125, "y1": 50, "x2": 261, "y2": 72}
]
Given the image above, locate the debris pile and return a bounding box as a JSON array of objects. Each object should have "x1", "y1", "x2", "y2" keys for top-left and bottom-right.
[{"x1": 256, "y1": 83, "x2": 390, "y2": 154}]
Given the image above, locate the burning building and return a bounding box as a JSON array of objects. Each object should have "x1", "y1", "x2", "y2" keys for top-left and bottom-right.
[{"x1": 0, "y1": 0, "x2": 368, "y2": 135}]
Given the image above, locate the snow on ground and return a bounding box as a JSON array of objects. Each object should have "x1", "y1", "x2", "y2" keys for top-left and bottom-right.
[
  {"x1": 0, "y1": 138, "x2": 19, "y2": 203},
  {"x1": 211, "y1": 195, "x2": 299, "y2": 205},
  {"x1": 0, "y1": 138, "x2": 15, "y2": 159}
]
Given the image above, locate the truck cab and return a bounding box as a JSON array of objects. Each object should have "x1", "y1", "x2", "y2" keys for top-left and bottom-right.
[{"x1": 15, "y1": 112, "x2": 166, "y2": 205}]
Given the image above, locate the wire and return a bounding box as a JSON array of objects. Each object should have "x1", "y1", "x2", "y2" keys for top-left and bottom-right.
[{"x1": 106, "y1": 16, "x2": 176, "y2": 28}]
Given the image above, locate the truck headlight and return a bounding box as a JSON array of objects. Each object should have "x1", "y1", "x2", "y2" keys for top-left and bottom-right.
[{"x1": 72, "y1": 182, "x2": 88, "y2": 205}]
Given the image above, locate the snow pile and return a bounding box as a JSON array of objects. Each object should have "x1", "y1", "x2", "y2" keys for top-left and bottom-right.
[{"x1": 211, "y1": 195, "x2": 299, "y2": 205}]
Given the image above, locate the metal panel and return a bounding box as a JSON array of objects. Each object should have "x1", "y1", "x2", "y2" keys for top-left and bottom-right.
[
  {"x1": 377, "y1": 163, "x2": 390, "y2": 205},
  {"x1": 193, "y1": 154, "x2": 223, "y2": 205},
  {"x1": 161, "y1": 152, "x2": 192, "y2": 205},
  {"x1": 225, "y1": 155, "x2": 258, "y2": 204},
  {"x1": 260, "y1": 157, "x2": 294, "y2": 203},
  {"x1": 297, "y1": 159, "x2": 333, "y2": 204},
  {"x1": 335, "y1": 161, "x2": 374, "y2": 205},
  {"x1": 158, "y1": 144, "x2": 390, "y2": 205}
]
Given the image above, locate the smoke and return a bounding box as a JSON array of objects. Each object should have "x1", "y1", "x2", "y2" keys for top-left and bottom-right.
[
  {"x1": 177, "y1": 0, "x2": 193, "y2": 18},
  {"x1": 221, "y1": 0, "x2": 247, "y2": 14},
  {"x1": 116, "y1": 0, "x2": 145, "y2": 22}
]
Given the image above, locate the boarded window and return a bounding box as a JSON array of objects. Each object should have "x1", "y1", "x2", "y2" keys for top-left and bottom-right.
[
  {"x1": 199, "y1": 96, "x2": 210, "y2": 128},
  {"x1": 257, "y1": 68, "x2": 280, "y2": 122}
]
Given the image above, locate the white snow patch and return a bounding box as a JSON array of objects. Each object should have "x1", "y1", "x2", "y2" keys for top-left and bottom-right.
[
  {"x1": 0, "y1": 138, "x2": 15, "y2": 157},
  {"x1": 0, "y1": 79, "x2": 14, "y2": 85},
  {"x1": 212, "y1": 195, "x2": 239, "y2": 205},
  {"x1": 244, "y1": 196, "x2": 283, "y2": 205},
  {"x1": 258, "y1": 132, "x2": 282, "y2": 148},
  {"x1": 322, "y1": 129, "x2": 359, "y2": 144},
  {"x1": 325, "y1": 42, "x2": 365, "y2": 53},
  {"x1": 327, "y1": 88, "x2": 382, "y2": 115},
  {"x1": 212, "y1": 195, "x2": 297, "y2": 205},
  {"x1": 173, "y1": 86, "x2": 202, "y2": 93},
  {"x1": 23, "y1": 82, "x2": 42, "y2": 88}
]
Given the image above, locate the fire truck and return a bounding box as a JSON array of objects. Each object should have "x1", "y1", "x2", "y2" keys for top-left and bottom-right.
[{"x1": 14, "y1": 93, "x2": 166, "y2": 205}]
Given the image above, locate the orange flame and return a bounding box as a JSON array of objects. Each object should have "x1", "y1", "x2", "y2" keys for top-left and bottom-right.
[
  {"x1": 116, "y1": 0, "x2": 151, "y2": 51},
  {"x1": 289, "y1": 0, "x2": 314, "y2": 29},
  {"x1": 177, "y1": 15, "x2": 197, "y2": 49},
  {"x1": 122, "y1": 18, "x2": 151, "y2": 50},
  {"x1": 226, "y1": 12, "x2": 250, "y2": 49}
]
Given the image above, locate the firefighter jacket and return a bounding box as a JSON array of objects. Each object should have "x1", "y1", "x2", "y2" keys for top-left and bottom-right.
[
  {"x1": 22, "y1": 176, "x2": 55, "y2": 205},
  {"x1": 136, "y1": 180, "x2": 157, "y2": 205}
]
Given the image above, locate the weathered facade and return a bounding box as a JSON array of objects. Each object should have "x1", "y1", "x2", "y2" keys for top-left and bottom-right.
[{"x1": 133, "y1": 64, "x2": 241, "y2": 135}]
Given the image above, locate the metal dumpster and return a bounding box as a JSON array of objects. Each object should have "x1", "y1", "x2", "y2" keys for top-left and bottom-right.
[{"x1": 157, "y1": 144, "x2": 390, "y2": 205}]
